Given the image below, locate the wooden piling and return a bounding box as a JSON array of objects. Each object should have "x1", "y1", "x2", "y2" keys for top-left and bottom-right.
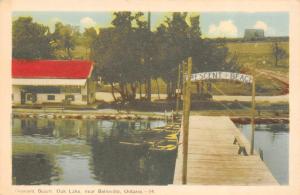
[
  {"x1": 182, "y1": 57, "x2": 192, "y2": 184},
  {"x1": 250, "y1": 70, "x2": 256, "y2": 155}
]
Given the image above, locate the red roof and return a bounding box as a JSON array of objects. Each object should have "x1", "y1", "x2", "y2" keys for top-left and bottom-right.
[{"x1": 12, "y1": 59, "x2": 93, "y2": 79}]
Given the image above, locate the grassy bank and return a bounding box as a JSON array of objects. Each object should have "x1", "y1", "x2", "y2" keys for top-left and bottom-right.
[
  {"x1": 226, "y1": 41, "x2": 289, "y2": 73},
  {"x1": 97, "y1": 41, "x2": 289, "y2": 96}
]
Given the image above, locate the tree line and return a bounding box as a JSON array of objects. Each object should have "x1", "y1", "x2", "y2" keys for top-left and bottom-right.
[{"x1": 13, "y1": 12, "x2": 240, "y2": 101}]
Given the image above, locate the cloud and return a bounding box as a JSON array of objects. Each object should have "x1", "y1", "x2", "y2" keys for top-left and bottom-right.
[
  {"x1": 80, "y1": 17, "x2": 97, "y2": 28},
  {"x1": 208, "y1": 20, "x2": 238, "y2": 38},
  {"x1": 267, "y1": 27, "x2": 276, "y2": 36},
  {"x1": 253, "y1": 21, "x2": 276, "y2": 36},
  {"x1": 48, "y1": 17, "x2": 62, "y2": 32},
  {"x1": 253, "y1": 21, "x2": 268, "y2": 31}
]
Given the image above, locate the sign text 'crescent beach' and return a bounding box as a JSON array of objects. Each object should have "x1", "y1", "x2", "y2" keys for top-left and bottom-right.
[{"x1": 190, "y1": 72, "x2": 253, "y2": 84}]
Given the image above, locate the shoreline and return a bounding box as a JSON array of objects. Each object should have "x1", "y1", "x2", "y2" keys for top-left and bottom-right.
[
  {"x1": 12, "y1": 108, "x2": 288, "y2": 124},
  {"x1": 12, "y1": 111, "x2": 167, "y2": 121},
  {"x1": 230, "y1": 117, "x2": 289, "y2": 124}
]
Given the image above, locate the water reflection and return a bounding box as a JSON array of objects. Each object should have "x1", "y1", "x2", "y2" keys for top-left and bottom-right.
[
  {"x1": 237, "y1": 123, "x2": 289, "y2": 185},
  {"x1": 12, "y1": 118, "x2": 175, "y2": 185},
  {"x1": 13, "y1": 153, "x2": 59, "y2": 185}
]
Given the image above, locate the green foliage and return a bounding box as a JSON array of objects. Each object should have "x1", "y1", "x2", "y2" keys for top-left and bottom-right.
[
  {"x1": 193, "y1": 39, "x2": 241, "y2": 73},
  {"x1": 51, "y1": 22, "x2": 81, "y2": 59},
  {"x1": 12, "y1": 17, "x2": 84, "y2": 60},
  {"x1": 272, "y1": 42, "x2": 288, "y2": 66},
  {"x1": 90, "y1": 12, "x2": 241, "y2": 101},
  {"x1": 226, "y1": 41, "x2": 289, "y2": 73},
  {"x1": 91, "y1": 12, "x2": 143, "y2": 101},
  {"x1": 82, "y1": 27, "x2": 97, "y2": 59},
  {"x1": 152, "y1": 13, "x2": 190, "y2": 83},
  {"x1": 13, "y1": 17, "x2": 53, "y2": 59},
  {"x1": 152, "y1": 13, "x2": 238, "y2": 98},
  {"x1": 12, "y1": 13, "x2": 242, "y2": 101}
]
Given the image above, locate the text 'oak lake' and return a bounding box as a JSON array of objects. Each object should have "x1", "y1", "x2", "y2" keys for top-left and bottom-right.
[{"x1": 190, "y1": 72, "x2": 253, "y2": 84}]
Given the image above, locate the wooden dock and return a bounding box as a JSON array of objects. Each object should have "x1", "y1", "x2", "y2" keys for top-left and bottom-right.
[{"x1": 173, "y1": 116, "x2": 278, "y2": 185}]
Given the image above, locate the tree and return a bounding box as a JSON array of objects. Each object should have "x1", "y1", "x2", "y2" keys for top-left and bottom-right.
[
  {"x1": 92, "y1": 12, "x2": 141, "y2": 102},
  {"x1": 13, "y1": 17, "x2": 53, "y2": 59},
  {"x1": 152, "y1": 13, "x2": 240, "y2": 98},
  {"x1": 134, "y1": 12, "x2": 154, "y2": 100},
  {"x1": 51, "y1": 22, "x2": 79, "y2": 59},
  {"x1": 91, "y1": 12, "x2": 241, "y2": 101},
  {"x1": 83, "y1": 27, "x2": 97, "y2": 59},
  {"x1": 91, "y1": 12, "x2": 159, "y2": 102},
  {"x1": 151, "y1": 13, "x2": 190, "y2": 99},
  {"x1": 272, "y1": 42, "x2": 288, "y2": 66}
]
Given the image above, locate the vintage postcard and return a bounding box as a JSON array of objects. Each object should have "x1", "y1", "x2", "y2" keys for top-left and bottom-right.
[{"x1": 1, "y1": 0, "x2": 300, "y2": 195}]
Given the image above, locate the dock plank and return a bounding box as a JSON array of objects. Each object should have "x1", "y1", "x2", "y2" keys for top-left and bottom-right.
[{"x1": 173, "y1": 116, "x2": 278, "y2": 185}]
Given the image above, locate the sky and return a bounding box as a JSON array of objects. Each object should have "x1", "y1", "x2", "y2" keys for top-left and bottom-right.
[{"x1": 12, "y1": 12, "x2": 289, "y2": 38}]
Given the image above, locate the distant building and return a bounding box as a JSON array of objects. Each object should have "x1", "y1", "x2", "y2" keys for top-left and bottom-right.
[
  {"x1": 244, "y1": 29, "x2": 265, "y2": 40},
  {"x1": 12, "y1": 59, "x2": 96, "y2": 105}
]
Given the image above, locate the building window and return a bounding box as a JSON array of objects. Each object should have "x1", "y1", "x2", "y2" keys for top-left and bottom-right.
[
  {"x1": 82, "y1": 95, "x2": 87, "y2": 101},
  {"x1": 24, "y1": 86, "x2": 60, "y2": 94},
  {"x1": 26, "y1": 93, "x2": 37, "y2": 103},
  {"x1": 27, "y1": 94, "x2": 33, "y2": 101},
  {"x1": 65, "y1": 95, "x2": 75, "y2": 101},
  {"x1": 47, "y1": 95, "x2": 55, "y2": 100}
]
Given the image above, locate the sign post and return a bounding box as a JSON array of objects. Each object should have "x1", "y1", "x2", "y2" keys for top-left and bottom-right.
[
  {"x1": 182, "y1": 57, "x2": 192, "y2": 184},
  {"x1": 250, "y1": 69, "x2": 256, "y2": 155}
]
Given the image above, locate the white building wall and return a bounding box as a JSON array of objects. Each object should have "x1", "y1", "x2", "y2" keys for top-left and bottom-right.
[
  {"x1": 36, "y1": 94, "x2": 65, "y2": 104},
  {"x1": 12, "y1": 78, "x2": 94, "y2": 106},
  {"x1": 72, "y1": 94, "x2": 86, "y2": 105},
  {"x1": 12, "y1": 86, "x2": 21, "y2": 104},
  {"x1": 36, "y1": 93, "x2": 87, "y2": 105},
  {"x1": 12, "y1": 87, "x2": 89, "y2": 105},
  {"x1": 81, "y1": 83, "x2": 87, "y2": 94}
]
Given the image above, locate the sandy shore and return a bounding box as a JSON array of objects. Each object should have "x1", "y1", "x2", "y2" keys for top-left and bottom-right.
[{"x1": 95, "y1": 92, "x2": 289, "y2": 103}]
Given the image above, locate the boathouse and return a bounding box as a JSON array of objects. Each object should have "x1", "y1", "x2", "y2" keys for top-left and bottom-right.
[{"x1": 12, "y1": 59, "x2": 96, "y2": 105}]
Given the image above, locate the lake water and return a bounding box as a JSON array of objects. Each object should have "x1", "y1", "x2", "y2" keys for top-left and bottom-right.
[
  {"x1": 12, "y1": 118, "x2": 177, "y2": 185},
  {"x1": 236, "y1": 123, "x2": 289, "y2": 185},
  {"x1": 12, "y1": 117, "x2": 288, "y2": 185}
]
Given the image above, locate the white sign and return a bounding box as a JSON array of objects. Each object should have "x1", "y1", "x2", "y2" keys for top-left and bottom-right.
[
  {"x1": 190, "y1": 72, "x2": 253, "y2": 84},
  {"x1": 176, "y1": 89, "x2": 182, "y2": 94}
]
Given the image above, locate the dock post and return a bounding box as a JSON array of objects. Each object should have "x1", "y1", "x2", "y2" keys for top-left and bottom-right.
[
  {"x1": 259, "y1": 148, "x2": 264, "y2": 160},
  {"x1": 182, "y1": 57, "x2": 192, "y2": 184},
  {"x1": 250, "y1": 70, "x2": 256, "y2": 155},
  {"x1": 171, "y1": 109, "x2": 174, "y2": 125},
  {"x1": 164, "y1": 110, "x2": 167, "y2": 123}
]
